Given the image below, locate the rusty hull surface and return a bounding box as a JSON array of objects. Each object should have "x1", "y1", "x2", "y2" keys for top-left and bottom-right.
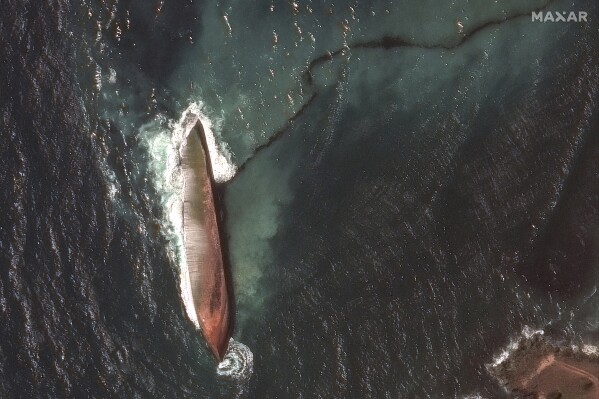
[{"x1": 180, "y1": 121, "x2": 230, "y2": 361}]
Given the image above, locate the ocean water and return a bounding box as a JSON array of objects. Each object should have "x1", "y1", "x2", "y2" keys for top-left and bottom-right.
[{"x1": 1, "y1": 0, "x2": 598, "y2": 398}]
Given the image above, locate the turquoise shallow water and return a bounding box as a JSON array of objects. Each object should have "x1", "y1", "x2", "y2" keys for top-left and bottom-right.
[{"x1": 1, "y1": 0, "x2": 598, "y2": 397}]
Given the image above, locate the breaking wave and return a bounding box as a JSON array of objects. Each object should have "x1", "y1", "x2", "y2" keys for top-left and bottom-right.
[{"x1": 217, "y1": 339, "x2": 254, "y2": 381}]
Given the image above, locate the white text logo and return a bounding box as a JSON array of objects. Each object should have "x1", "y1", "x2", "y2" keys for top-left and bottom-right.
[{"x1": 532, "y1": 11, "x2": 588, "y2": 22}]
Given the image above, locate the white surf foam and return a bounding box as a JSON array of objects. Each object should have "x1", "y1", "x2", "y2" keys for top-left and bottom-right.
[
  {"x1": 461, "y1": 394, "x2": 487, "y2": 399},
  {"x1": 217, "y1": 338, "x2": 254, "y2": 381},
  {"x1": 581, "y1": 344, "x2": 599, "y2": 356},
  {"x1": 569, "y1": 343, "x2": 599, "y2": 357}
]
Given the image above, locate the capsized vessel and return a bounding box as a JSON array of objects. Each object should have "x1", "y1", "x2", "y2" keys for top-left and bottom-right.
[{"x1": 180, "y1": 121, "x2": 231, "y2": 361}]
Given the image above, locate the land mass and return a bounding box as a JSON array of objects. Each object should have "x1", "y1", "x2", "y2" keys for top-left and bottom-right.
[{"x1": 491, "y1": 335, "x2": 599, "y2": 398}]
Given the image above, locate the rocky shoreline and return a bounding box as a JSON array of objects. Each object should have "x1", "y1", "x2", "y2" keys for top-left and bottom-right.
[{"x1": 490, "y1": 335, "x2": 599, "y2": 398}]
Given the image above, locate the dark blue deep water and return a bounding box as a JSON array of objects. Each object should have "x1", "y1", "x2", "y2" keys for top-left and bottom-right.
[{"x1": 1, "y1": 0, "x2": 598, "y2": 398}]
